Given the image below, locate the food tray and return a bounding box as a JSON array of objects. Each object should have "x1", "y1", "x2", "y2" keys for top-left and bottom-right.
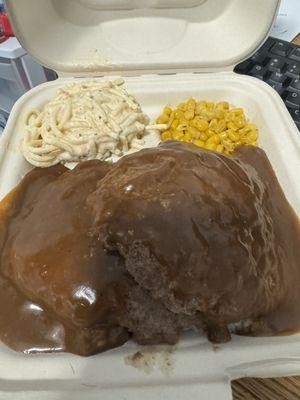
[{"x1": 0, "y1": 71, "x2": 300, "y2": 399}]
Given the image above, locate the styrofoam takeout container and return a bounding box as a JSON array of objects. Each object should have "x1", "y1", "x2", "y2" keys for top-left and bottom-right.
[{"x1": 0, "y1": 1, "x2": 300, "y2": 399}]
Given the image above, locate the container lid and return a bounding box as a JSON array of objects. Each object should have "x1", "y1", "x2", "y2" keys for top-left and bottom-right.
[{"x1": 5, "y1": 0, "x2": 279, "y2": 75}]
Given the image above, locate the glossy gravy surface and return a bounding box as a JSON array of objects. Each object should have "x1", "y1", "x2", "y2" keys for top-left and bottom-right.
[
  {"x1": 0, "y1": 142, "x2": 299, "y2": 356},
  {"x1": 0, "y1": 161, "x2": 129, "y2": 356}
]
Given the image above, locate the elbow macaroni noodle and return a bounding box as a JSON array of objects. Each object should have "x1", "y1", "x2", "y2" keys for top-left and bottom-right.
[{"x1": 22, "y1": 79, "x2": 165, "y2": 167}]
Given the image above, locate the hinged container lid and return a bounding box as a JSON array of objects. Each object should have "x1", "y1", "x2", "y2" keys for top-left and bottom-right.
[{"x1": 5, "y1": 0, "x2": 279, "y2": 75}]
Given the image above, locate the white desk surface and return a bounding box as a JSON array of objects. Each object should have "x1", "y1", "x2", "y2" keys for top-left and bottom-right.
[{"x1": 271, "y1": 0, "x2": 300, "y2": 41}]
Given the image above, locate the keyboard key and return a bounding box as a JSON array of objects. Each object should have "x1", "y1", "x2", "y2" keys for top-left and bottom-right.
[
  {"x1": 288, "y1": 78, "x2": 300, "y2": 91},
  {"x1": 270, "y1": 41, "x2": 290, "y2": 56},
  {"x1": 234, "y1": 60, "x2": 252, "y2": 73},
  {"x1": 268, "y1": 57, "x2": 286, "y2": 72},
  {"x1": 250, "y1": 52, "x2": 269, "y2": 65},
  {"x1": 288, "y1": 48, "x2": 300, "y2": 62},
  {"x1": 264, "y1": 37, "x2": 277, "y2": 51},
  {"x1": 287, "y1": 108, "x2": 300, "y2": 130},
  {"x1": 249, "y1": 65, "x2": 268, "y2": 80},
  {"x1": 267, "y1": 81, "x2": 284, "y2": 94},
  {"x1": 285, "y1": 63, "x2": 300, "y2": 78},
  {"x1": 285, "y1": 91, "x2": 300, "y2": 108},
  {"x1": 268, "y1": 71, "x2": 287, "y2": 84}
]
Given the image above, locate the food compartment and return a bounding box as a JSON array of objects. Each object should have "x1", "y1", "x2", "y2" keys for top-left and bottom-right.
[
  {"x1": 0, "y1": 72, "x2": 300, "y2": 399},
  {"x1": 1, "y1": 72, "x2": 299, "y2": 212}
]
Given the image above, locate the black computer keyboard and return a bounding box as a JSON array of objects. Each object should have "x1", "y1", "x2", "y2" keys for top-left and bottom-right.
[{"x1": 234, "y1": 36, "x2": 300, "y2": 131}]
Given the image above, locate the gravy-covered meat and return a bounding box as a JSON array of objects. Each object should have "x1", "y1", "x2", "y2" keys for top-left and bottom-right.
[
  {"x1": 0, "y1": 161, "x2": 130, "y2": 355},
  {"x1": 0, "y1": 140, "x2": 299, "y2": 356},
  {"x1": 91, "y1": 141, "x2": 300, "y2": 341},
  {"x1": 0, "y1": 159, "x2": 193, "y2": 355}
]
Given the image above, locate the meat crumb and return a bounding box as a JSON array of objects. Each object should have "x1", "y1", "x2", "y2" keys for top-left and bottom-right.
[{"x1": 124, "y1": 345, "x2": 176, "y2": 376}]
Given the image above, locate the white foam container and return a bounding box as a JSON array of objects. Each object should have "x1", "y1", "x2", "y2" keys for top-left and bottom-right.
[{"x1": 1, "y1": 1, "x2": 300, "y2": 398}]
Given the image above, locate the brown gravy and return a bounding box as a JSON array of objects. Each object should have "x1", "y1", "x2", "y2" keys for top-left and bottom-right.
[
  {"x1": 0, "y1": 161, "x2": 130, "y2": 356},
  {"x1": 0, "y1": 142, "x2": 299, "y2": 356}
]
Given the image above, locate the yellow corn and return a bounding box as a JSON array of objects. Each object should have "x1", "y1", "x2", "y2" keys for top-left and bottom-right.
[
  {"x1": 172, "y1": 130, "x2": 184, "y2": 140},
  {"x1": 159, "y1": 99, "x2": 258, "y2": 154},
  {"x1": 234, "y1": 117, "x2": 245, "y2": 129},
  {"x1": 205, "y1": 142, "x2": 217, "y2": 151},
  {"x1": 157, "y1": 114, "x2": 169, "y2": 124},
  {"x1": 199, "y1": 132, "x2": 208, "y2": 141},
  {"x1": 184, "y1": 110, "x2": 195, "y2": 120},
  {"x1": 206, "y1": 101, "x2": 214, "y2": 109},
  {"x1": 216, "y1": 101, "x2": 229, "y2": 110},
  {"x1": 183, "y1": 132, "x2": 192, "y2": 142},
  {"x1": 177, "y1": 123, "x2": 188, "y2": 131},
  {"x1": 227, "y1": 122, "x2": 238, "y2": 131},
  {"x1": 206, "y1": 134, "x2": 221, "y2": 145},
  {"x1": 216, "y1": 119, "x2": 227, "y2": 133},
  {"x1": 171, "y1": 119, "x2": 179, "y2": 129},
  {"x1": 187, "y1": 126, "x2": 201, "y2": 139},
  {"x1": 187, "y1": 98, "x2": 196, "y2": 109},
  {"x1": 161, "y1": 131, "x2": 172, "y2": 140},
  {"x1": 163, "y1": 106, "x2": 172, "y2": 115},
  {"x1": 178, "y1": 102, "x2": 187, "y2": 111},
  {"x1": 216, "y1": 144, "x2": 224, "y2": 153},
  {"x1": 209, "y1": 119, "x2": 218, "y2": 132},
  {"x1": 194, "y1": 139, "x2": 205, "y2": 147},
  {"x1": 174, "y1": 109, "x2": 184, "y2": 119},
  {"x1": 195, "y1": 119, "x2": 209, "y2": 131},
  {"x1": 228, "y1": 130, "x2": 240, "y2": 142}
]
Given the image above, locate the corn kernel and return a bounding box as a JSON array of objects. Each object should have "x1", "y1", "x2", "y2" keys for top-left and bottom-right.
[
  {"x1": 227, "y1": 122, "x2": 238, "y2": 131},
  {"x1": 187, "y1": 98, "x2": 196, "y2": 109},
  {"x1": 178, "y1": 102, "x2": 187, "y2": 111},
  {"x1": 177, "y1": 123, "x2": 188, "y2": 131},
  {"x1": 216, "y1": 101, "x2": 229, "y2": 110},
  {"x1": 174, "y1": 110, "x2": 184, "y2": 119},
  {"x1": 205, "y1": 142, "x2": 217, "y2": 151},
  {"x1": 179, "y1": 118, "x2": 189, "y2": 125},
  {"x1": 183, "y1": 132, "x2": 192, "y2": 142},
  {"x1": 167, "y1": 111, "x2": 175, "y2": 127},
  {"x1": 219, "y1": 131, "x2": 228, "y2": 140},
  {"x1": 244, "y1": 123, "x2": 257, "y2": 131},
  {"x1": 163, "y1": 106, "x2": 172, "y2": 115},
  {"x1": 231, "y1": 108, "x2": 244, "y2": 116},
  {"x1": 206, "y1": 101, "x2": 214, "y2": 109},
  {"x1": 172, "y1": 130, "x2": 184, "y2": 140},
  {"x1": 234, "y1": 117, "x2": 245, "y2": 129},
  {"x1": 216, "y1": 144, "x2": 224, "y2": 153},
  {"x1": 247, "y1": 130, "x2": 258, "y2": 142},
  {"x1": 225, "y1": 112, "x2": 235, "y2": 122},
  {"x1": 215, "y1": 109, "x2": 226, "y2": 119},
  {"x1": 216, "y1": 119, "x2": 227, "y2": 133},
  {"x1": 199, "y1": 132, "x2": 208, "y2": 141},
  {"x1": 184, "y1": 110, "x2": 195, "y2": 120},
  {"x1": 207, "y1": 134, "x2": 220, "y2": 145},
  {"x1": 161, "y1": 131, "x2": 172, "y2": 140},
  {"x1": 195, "y1": 106, "x2": 203, "y2": 115},
  {"x1": 206, "y1": 129, "x2": 215, "y2": 138},
  {"x1": 223, "y1": 139, "x2": 235, "y2": 152},
  {"x1": 188, "y1": 126, "x2": 201, "y2": 139},
  {"x1": 209, "y1": 119, "x2": 218, "y2": 132},
  {"x1": 157, "y1": 114, "x2": 169, "y2": 124},
  {"x1": 195, "y1": 119, "x2": 209, "y2": 131},
  {"x1": 228, "y1": 130, "x2": 240, "y2": 142},
  {"x1": 171, "y1": 119, "x2": 179, "y2": 129},
  {"x1": 194, "y1": 139, "x2": 205, "y2": 147}
]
